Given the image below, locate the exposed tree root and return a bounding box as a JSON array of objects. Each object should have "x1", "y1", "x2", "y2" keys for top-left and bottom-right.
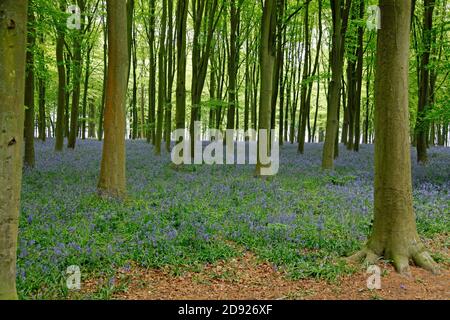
[{"x1": 345, "y1": 246, "x2": 440, "y2": 276}]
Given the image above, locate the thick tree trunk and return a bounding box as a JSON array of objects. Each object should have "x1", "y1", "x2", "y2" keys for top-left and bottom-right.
[
  {"x1": 0, "y1": 0, "x2": 28, "y2": 300},
  {"x1": 349, "y1": 0, "x2": 438, "y2": 274},
  {"x1": 98, "y1": 0, "x2": 128, "y2": 199}
]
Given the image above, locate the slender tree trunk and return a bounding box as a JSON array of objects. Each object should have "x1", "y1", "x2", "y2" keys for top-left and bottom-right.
[
  {"x1": 147, "y1": 0, "x2": 156, "y2": 143},
  {"x1": 256, "y1": 0, "x2": 276, "y2": 176},
  {"x1": 98, "y1": 0, "x2": 129, "y2": 199},
  {"x1": 0, "y1": 0, "x2": 28, "y2": 300},
  {"x1": 226, "y1": 0, "x2": 239, "y2": 132},
  {"x1": 131, "y1": 22, "x2": 138, "y2": 140},
  {"x1": 322, "y1": 0, "x2": 351, "y2": 169},
  {"x1": 353, "y1": 0, "x2": 364, "y2": 151},
  {"x1": 98, "y1": 14, "x2": 107, "y2": 141},
  {"x1": 298, "y1": 1, "x2": 311, "y2": 154},
  {"x1": 175, "y1": 0, "x2": 188, "y2": 140},
  {"x1": 55, "y1": 1, "x2": 66, "y2": 151},
  {"x1": 68, "y1": 0, "x2": 85, "y2": 149},
  {"x1": 165, "y1": 0, "x2": 175, "y2": 151},
  {"x1": 155, "y1": 0, "x2": 167, "y2": 155},
  {"x1": 415, "y1": 0, "x2": 435, "y2": 164},
  {"x1": 37, "y1": 32, "x2": 46, "y2": 142},
  {"x1": 64, "y1": 53, "x2": 71, "y2": 138},
  {"x1": 81, "y1": 47, "x2": 92, "y2": 140},
  {"x1": 24, "y1": 7, "x2": 35, "y2": 167}
]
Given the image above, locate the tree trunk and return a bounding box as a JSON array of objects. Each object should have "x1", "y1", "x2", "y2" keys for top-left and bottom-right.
[
  {"x1": 349, "y1": 0, "x2": 438, "y2": 274},
  {"x1": 98, "y1": 14, "x2": 107, "y2": 141},
  {"x1": 415, "y1": 0, "x2": 435, "y2": 164},
  {"x1": 353, "y1": 0, "x2": 364, "y2": 151},
  {"x1": 256, "y1": 0, "x2": 276, "y2": 176},
  {"x1": 155, "y1": 0, "x2": 167, "y2": 155},
  {"x1": 97, "y1": 0, "x2": 128, "y2": 199},
  {"x1": 0, "y1": 0, "x2": 28, "y2": 300},
  {"x1": 298, "y1": 1, "x2": 310, "y2": 154},
  {"x1": 24, "y1": 7, "x2": 35, "y2": 167},
  {"x1": 226, "y1": 0, "x2": 239, "y2": 132},
  {"x1": 322, "y1": 0, "x2": 351, "y2": 169},
  {"x1": 165, "y1": 0, "x2": 175, "y2": 151},
  {"x1": 55, "y1": 0, "x2": 66, "y2": 151},
  {"x1": 175, "y1": 0, "x2": 188, "y2": 140}
]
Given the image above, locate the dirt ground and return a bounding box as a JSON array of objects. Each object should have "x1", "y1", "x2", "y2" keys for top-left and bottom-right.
[{"x1": 82, "y1": 235, "x2": 450, "y2": 300}]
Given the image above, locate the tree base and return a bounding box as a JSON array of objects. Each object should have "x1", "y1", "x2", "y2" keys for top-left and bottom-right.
[{"x1": 346, "y1": 244, "x2": 440, "y2": 276}]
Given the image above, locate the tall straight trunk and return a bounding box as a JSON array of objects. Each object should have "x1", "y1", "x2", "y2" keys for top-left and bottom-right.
[
  {"x1": 309, "y1": 0, "x2": 323, "y2": 143},
  {"x1": 270, "y1": 0, "x2": 285, "y2": 131},
  {"x1": 68, "y1": 44, "x2": 82, "y2": 148},
  {"x1": 140, "y1": 83, "x2": 145, "y2": 139},
  {"x1": 346, "y1": 60, "x2": 355, "y2": 150},
  {"x1": 353, "y1": 0, "x2": 364, "y2": 151},
  {"x1": 165, "y1": 0, "x2": 175, "y2": 151},
  {"x1": 175, "y1": 0, "x2": 188, "y2": 138},
  {"x1": 322, "y1": 0, "x2": 351, "y2": 169},
  {"x1": 256, "y1": 0, "x2": 276, "y2": 176},
  {"x1": 24, "y1": 8, "x2": 35, "y2": 167},
  {"x1": 155, "y1": 0, "x2": 167, "y2": 155},
  {"x1": 350, "y1": 0, "x2": 438, "y2": 274},
  {"x1": 64, "y1": 53, "x2": 71, "y2": 138},
  {"x1": 55, "y1": 0, "x2": 66, "y2": 151},
  {"x1": 88, "y1": 99, "x2": 96, "y2": 138},
  {"x1": 38, "y1": 76, "x2": 46, "y2": 141},
  {"x1": 37, "y1": 32, "x2": 46, "y2": 141},
  {"x1": 190, "y1": 0, "x2": 220, "y2": 154},
  {"x1": 251, "y1": 40, "x2": 259, "y2": 132},
  {"x1": 126, "y1": 0, "x2": 134, "y2": 84},
  {"x1": 0, "y1": 0, "x2": 28, "y2": 300},
  {"x1": 81, "y1": 47, "x2": 92, "y2": 140},
  {"x1": 147, "y1": 0, "x2": 156, "y2": 143},
  {"x1": 226, "y1": 0, "x2": 239, "y2": 131},
  {"x1": 298, "y1": 1, "x2": 310, "y2": 154},
  {"x1": 244, "y1": 37, "x2": 250, "y2": 134},
  {"x1": 68, "y1": 0, "x2": 85, "y2": 149},
  {"x1": 98, "y1": 0, "x2": 129, "y2": 198},
  {"x1": 131, "y1": 22, "x2": 138, "y2": 139},
  {"x1": 415, "y1": 0, "x2": 435, "y2": 164},
  {"x1": 98, "y1": 14, "x2": 107, "y2": 141}
]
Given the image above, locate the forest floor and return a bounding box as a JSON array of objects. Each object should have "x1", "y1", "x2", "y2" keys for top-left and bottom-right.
[
  {"x1": 18, "y1": 139, "x2": 450, "y2": 299},
  {"x1": 81, "y1": 234, "x2": 450, "y2": 300}
]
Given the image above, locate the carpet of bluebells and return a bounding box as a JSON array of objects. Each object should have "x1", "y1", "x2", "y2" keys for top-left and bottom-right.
[{"x1": 18, "y1": 139, "x2": 450, "y2": 299}]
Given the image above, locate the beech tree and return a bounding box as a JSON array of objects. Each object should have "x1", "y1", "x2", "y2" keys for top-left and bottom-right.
[
  {"x1": 97, "y1": 0, "x2": 129, "y2": 198},
  {"x1": 0, "y1": 0, "x2": 28, "y2": 300},
  {"x1": 348, "y1": 0, "x2": 438, "y2": 274}
]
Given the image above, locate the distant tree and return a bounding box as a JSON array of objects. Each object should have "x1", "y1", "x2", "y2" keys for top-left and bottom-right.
[{"x1": 24, "y1": 3, "x2": 36, "y2": 167}]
